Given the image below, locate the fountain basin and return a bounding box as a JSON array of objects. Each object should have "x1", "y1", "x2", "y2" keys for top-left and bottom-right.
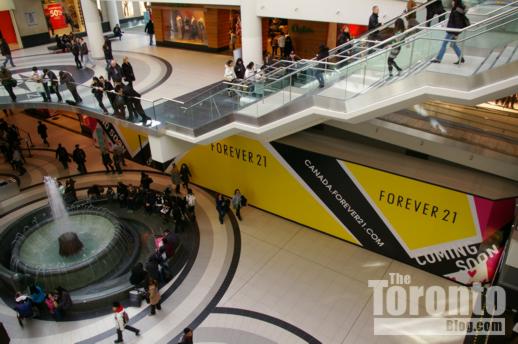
[{"x1": 10, "y1": 209, "x2": 133, "y2": 291}]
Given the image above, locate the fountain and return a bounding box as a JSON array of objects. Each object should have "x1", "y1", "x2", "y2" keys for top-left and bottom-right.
[{"x1": 6, "y1": 176, "x2": 138, "y2": 291}]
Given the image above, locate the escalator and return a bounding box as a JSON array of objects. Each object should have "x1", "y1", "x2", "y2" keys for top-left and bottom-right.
[{"x1": 2, "y1": 0, "x2": 518, "y2": 145}]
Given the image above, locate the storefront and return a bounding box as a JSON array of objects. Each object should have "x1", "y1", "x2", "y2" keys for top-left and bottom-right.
[
  {"x1": 152, "y1": 3, "x2": 240, "y2": 52},
  {"x1": 41, "y1": 0, "x2": 85, "y2": 36}
]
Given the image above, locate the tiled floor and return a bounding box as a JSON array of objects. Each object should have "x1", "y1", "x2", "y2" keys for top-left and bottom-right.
[{"x1": 0, "y1": 38, "x2": 471, "y2": 343}]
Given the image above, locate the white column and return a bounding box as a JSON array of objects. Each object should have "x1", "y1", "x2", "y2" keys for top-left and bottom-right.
[
  {"x1": 80, "y1": 0, "x2": 105, "y2": 59},
  {"x1": 240, "y1": 0, "x2": 263, "y2": 66},
  {"x1": 106, "y1": 0, "x2": 120, "y2": 29}
]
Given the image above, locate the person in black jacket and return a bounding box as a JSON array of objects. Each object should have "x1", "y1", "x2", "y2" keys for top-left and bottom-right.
[
  {"x1": 426, "y1": 0, "x2": 446, "y2": 27},
  {"x1": 91, "y1": 77, "x2": 108, "y2": 114},
  {"x1": 121, "y1": 56, "x2": 135, "y2": 85},
  {"x1": 59, "y1": 70, "x2": 82, "y2": 103},
  {"x1": 113, "y1": 24, "x2": 123, "y2": 40},
  {"x1": 145, "y1": 20, "x2": 155, "y2": 46},
  {"x1": 100, "y1": 76, "x2": 116, "y2": 110},
  {"x1": 432, "y1": 0, "x2": 469, "y2": 64},
  {"x1": 234, "y1": 58, "x2": 245, "y2": 79},
  {"x1": 368, "y1": 6, "x2": 382, "y2": 41},
  {"x1": 71, "y1": 38, "x2": 82, "y2": 69},
  {"x1": 37, "y1": 121, "x2": 49, "y2": 146},
  {"x1": 216, "y1": 194, "x2": 228, "y2": 224},
  {"x1": 72, "y1": 144, "x2": 87, "y2": 174},
  {"x1": 123, "y1": 84, "x2": 151, "y2": 125},
  {"x1": 101, "y1": 150, "x2": 115, "y2": 173},
  {"x1": 103, "y1": 40, "x2": 113, "y2": 68},
  {"x1": 107, "y1": 60, "x2": 123, "y2": 84},
  {"x1": 315, "y1": 44, "x2": 329, "y2": 88},
  {"x1": 0, "y1": 38, "x2": 15, "y2": 68},
  {"x1": 55, "y1": 143, "x2": 70, "y2": 169},
  {"x1": 43, "y1": 69, "x2": 63, "y2": 102}
]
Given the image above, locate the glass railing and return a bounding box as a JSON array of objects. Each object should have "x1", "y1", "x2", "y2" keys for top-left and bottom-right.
[{"x1": 1, "y1": 0, "x2": 517, "y2": 137}]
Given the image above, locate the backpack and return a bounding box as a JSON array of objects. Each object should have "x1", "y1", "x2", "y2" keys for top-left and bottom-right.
[
  {"x1": 240, "y1": 195, "x2": 247, "y2": 207},
  {"x1": 122, "y1": 311, "x2": 129, "y2": 324}
]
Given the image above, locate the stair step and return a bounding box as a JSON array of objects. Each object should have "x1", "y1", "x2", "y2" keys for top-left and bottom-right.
[
  {"x1": 511, "y1": 47, "x2": 518, "y2": 62},
  {"x1": 494, "y1": 45, "x2": 516, "y2": 67},
  {"x1": 477, "y1": 51, "x2": 500, "y2": 73}
]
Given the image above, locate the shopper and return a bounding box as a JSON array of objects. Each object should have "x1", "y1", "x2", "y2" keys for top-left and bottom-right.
[
  {"x1": 114, "y1": 84, "x2": 127, "y2": 118},
  {"x1": 112, "y1": 301, "x2": 140, "y2": 343},
  {"x1": 388, "y1": 18, "x2": 406, "y2": 77},
  {"x1": 103, "y1": 40, "x2": 113, "y2": 68},
  {"x1": 171, "y1": 163, "x2": 181, "y2": 193},
  {"x1": 45, "y1": 293, "x2": 60, "y2": 320},
  {"x1": 0, "y1": 38, "x2": 15, "y2": 68},
  {"x1": 108, "y1": 60, "x2": 123, "y2": 85},
  {"x1": 431, "y1": 0, "x2": 469, "y2": 65},
  {"x1": 122, "y1": 56, "x2": 135, "y2": 86},
  {"x1": 129, "y1": 262, "x2": 149, "y2": 289},
  {"x1": 140, "y1": 172, "x2": 153, "y2": 191},
  {"x1": 278, "y1": 33, "x2": 286, "y2": 59},
  {"x1": 91, "y1": 77, "x2": 108, "y2": 114},
  {"x1": 368, "y1": 6, "x2": 382, "y2": 41},
  {"x1": 100, "y1": 76, "x2": 116, "y2": 110},
  {"x1": 70, "y1": 38, "x2": 82, "y2": 69},
  {"x1": 123, "y1": 84, "x2": 151, "y2": 125},
  {"x1": 59, "y1": 70, "x2": 83, "y2": 103},
  {"x1": 113, "y1": 151, "x2": 123, "y2": 174},
  {"x1": 113, "y1": 24, "x2": 123, "y2": 40},
  {"x1": 148, "y1": 279, "x2": 161, "y2": 315},
  {"x1": 112, "y1": 143, "x2": 126, "y2": 166},
  {"x1": 284, "y1": 34, "x2": 293, "y2": 59},
  {"x1": 72, "y1": 144, "x2": 87, "y2": 174},
  {"x1": 216, "y1": 193, "x2": 228, "y2": 224},
  {"x1": 224, "y1": 60, "x2": 236, "y2": 82},
  {"x1": 234, "y1": 58, "x2": 245, "y2": 79},
  {"x1": 79, "y1": 38, "x2": 95, "y2": 67},
  {"x1": 31, "y1": 67, "x2": 49, "y2": 102},
  {"x1": 145, "y1": 20, "x2": 155, "y2": 46},
  {"x1": 180, "y1": 163, "x2": 191, "y2": 190},
  {"x1": 185, "y1": 188, "x2": 196, "y2": 220},
  {"x1": 315, "y1": 44, "x2": 329, "y2": 88},
  {"x1": 55, "y1": 143, "x2": 70, "y2": 169},
  {"x1": 14, "y1": 293, "x2": 33, "y2": 327},
  {"x1": 101, "y1": 150, "x2": 115, "y2": 173},
  {"x1": 179, "y1": 328, "x2": 194, "y2": 344},
  {"x1": 426, "y1": 0, "x2": 446, "y2": 27},
  {"x1": 37, "y1": 121, "x2": 49, "y2": 146},
  {"x1": 0, "y1": 66, "x2": 17, "y2": 102},
  {"x1": 55, "y1": 286, "x2": 72, "y2": 318},
  {"x1": 43, "y1": 68, "x2": 63, "y2": 102},
  {"x1": 12, "y1": 148, "x2": 26, "y2": 176},
  {"x1": 231, "y1": 189, "x2": 243, "y2": 221}
]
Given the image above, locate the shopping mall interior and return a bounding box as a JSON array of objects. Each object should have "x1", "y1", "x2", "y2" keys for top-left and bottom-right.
[{"x1": 0, "y1": 0, "x2": 518, "y2": 343}]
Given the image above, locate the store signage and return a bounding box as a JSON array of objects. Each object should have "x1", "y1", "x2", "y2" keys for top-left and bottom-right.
[
  {"x1": 45, "y1": 3, "x2": 67, "y2": 30},
  {"x1": 291, "y1": 24, "x2": 314, "y2": 34},
  {"x1": 179, "y1": 136, "x2": 516, "y2": 286}
]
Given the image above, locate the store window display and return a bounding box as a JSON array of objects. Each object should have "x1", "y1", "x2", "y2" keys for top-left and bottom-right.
[
  {"x1": 163, "y1": 7, "x2": 207, "y2": 45},
  {"x1": 42, "y1": 0, "x2": 85, "y2": 36}
]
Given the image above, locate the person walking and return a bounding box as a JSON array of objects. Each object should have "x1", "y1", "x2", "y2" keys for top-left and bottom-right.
[
  {"x1": 278, "y1": 33, "x2": 286, "y2": 59},
  {"x1": 79, "y1": 38, "x2": 95, "y2": 67},
  {"x1": 72, "y1": 144, "x2": 87, "y2": 174},
  {"x1": 101, "y1": 150, "x2": 115, "y2": 173},
  {"x1": 145, "y1": 20, "x2": 155, "y2": 46},
  {"x1": 112, "y1": 143, "x2": 126, "y2": 166},
  {"x1": 59, "y1": 70, "x2": 83, "y2": 103},
  {"x1": 216, "y1": 193, "x2": 228, "y2": 224},
  {"x1": 180, "y1": 163, "x2": 191, "y2": 190},
  {"x1": 185, "y1": 188, "x2": 196, "y2": 220},
  {"x1": 91, "y1": 77, "x2": 108, "y2": 114},
  {"x1": 103, "y1": 40, "x2": 113, "y2": 68},
  {"x1": 122, "y1": 56, "x2": 135, "y2": 86},
  {"x1": 431, "y1": 0, "x2": 469, "y2": 65},
  {"x1": 37, "y1": 121, "x2": 49, "y2": 146},
  {"x1": 368, "y1": 6, "x2": 382, "y2": 41},
  {"x1": 148, "y1": 279, "x2": 161, "y2": 315},
  {"x1": 426, "y1": 0, "x2": 446, "y2": 27},
  {"x1": 179, "y1": 328, "x2": 194, "y2": 344},
  {"x1": 43, "y1": 69, "x2": 63, "y2": 102},
  {"x1": 71, "y1": 38, "x2": 82, "y2": 69},
  {"x1": 315, "y1": 44, "x2": 329, "y2": 88},
  {"x1": 387, "y1": 18, "x2": 406, "y2": 77},
  {"x1": 31, "y1": 67, "x2": 49, "y2": 102},
  {"x1": 55, "y1": 143, "x2": 70, "y2": 169},
  {"x1": 0, "y1": 66, "x2": 17, "y2": 102},
  {"x1": 12, "y1": 148, "x2": 26, "y2": 176},
  {"x1": 0, "y1": 38, "x2": 15, "y2": 68},
  {"x1": 231, "y1": 189, "x2": 243, "y2": 221},
  {"x1": 112, "y1": 301, "x2": 140, "y2": 343},
  {"x1": 170, "y1": 163, "x2": 181, "y2": 193},
  {"x1": 113, "y1": 151, "x2": 123, "y2": 174}
]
